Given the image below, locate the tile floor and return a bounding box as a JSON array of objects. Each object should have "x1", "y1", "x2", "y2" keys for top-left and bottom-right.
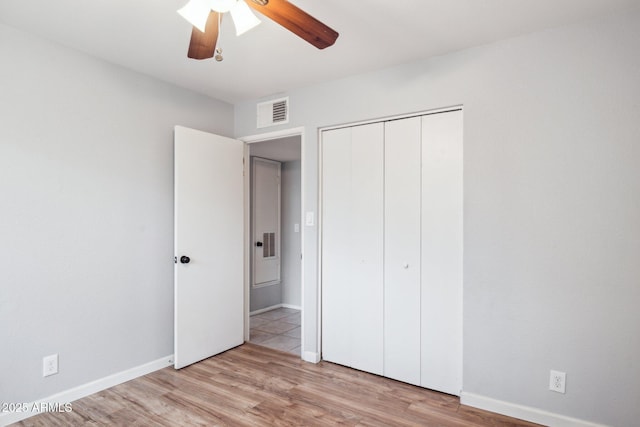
[{"x1": 249, "y1": 307, "x2": 301, "y2": 355}]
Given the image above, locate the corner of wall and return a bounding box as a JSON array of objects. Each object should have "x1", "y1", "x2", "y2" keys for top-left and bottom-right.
[{"x1": 302, "y1": 351, "x2": 320, "y2": 364}]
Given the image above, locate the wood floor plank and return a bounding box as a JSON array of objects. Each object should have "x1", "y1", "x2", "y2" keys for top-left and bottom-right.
[{"x1": 12, "y1": 343, "x2": 542, "y2": 426}]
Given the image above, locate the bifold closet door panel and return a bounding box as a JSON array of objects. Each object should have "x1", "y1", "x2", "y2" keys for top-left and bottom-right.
[
  {"x1": 349, "y1": 123, "x2": 384, "y2": 375},
  {"x1": 321, "y1": 124, "x2": 384, "y2": 375},
  {"x1": 420, "y1": 110, "x2": 463, "y2": 396},
  {"x1": 321, "y1": 127, "x2": 353, "y2": 367},
  {"x1": 384, "y1": 117, "x2": 422, "y2": 386}
]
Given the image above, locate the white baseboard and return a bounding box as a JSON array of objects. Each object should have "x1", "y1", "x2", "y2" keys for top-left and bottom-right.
[
  {"x1": 0, "y1": 355, "x2": 174, "y2": 427},
  {"x1": 461, "y1": 392, "x2": 608, "y2": 427},
  {"x1": 302, "y1": 351, "x2": 320, "y2": 364},
  {"x1": 250, "y1": 304, "x2": 282, "y2": 315},
  {"x1": 250, "y1": 303, "x2": 301, "y2": 316}
]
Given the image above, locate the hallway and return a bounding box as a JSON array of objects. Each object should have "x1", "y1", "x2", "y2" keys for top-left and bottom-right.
[{"x1": 249, "y1": 307, "x2": 301, "y2": 355}]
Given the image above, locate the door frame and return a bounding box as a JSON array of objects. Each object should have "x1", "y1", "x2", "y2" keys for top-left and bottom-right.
[{"x1": 239, "y1": 127, "x2": 305, "y2": 356}]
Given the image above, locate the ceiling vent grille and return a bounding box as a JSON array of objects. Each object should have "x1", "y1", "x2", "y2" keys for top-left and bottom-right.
[{"x1": 257, "y1": 97, "x2": 289, "y2": 128}]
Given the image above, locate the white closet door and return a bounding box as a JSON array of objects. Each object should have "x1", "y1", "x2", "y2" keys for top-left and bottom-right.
[
  {"x1": 384, "y1": 117, "x2": 422, "y2": 385},
  {"x1": 321, "y1": 127, "x2": 352, "y2": 367},
  {"x1": 349, "y1": 123, "x2": 384, "y2": 375},
  {"x1": 420, "y1": 110, "x2": 463, "y2": 395},
  {"x1": 322, "y1": 124, "x2": 384, "y2": 374}
]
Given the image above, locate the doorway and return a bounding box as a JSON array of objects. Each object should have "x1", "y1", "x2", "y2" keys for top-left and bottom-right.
[{"x1": 246, "y1": 134, "x2": 302, "y2": 355}]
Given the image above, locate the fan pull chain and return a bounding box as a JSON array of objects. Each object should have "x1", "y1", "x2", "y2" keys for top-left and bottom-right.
[{"x1": 215, "y1": 12, "x2": 224, "y2": 61}]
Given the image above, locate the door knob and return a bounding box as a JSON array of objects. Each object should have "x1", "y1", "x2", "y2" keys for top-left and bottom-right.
[
  {"x1": 256, "y1": 241, "x2": 263, "y2": 247},
  {"x1": 180, "y1": 255, "x2": 191, "y2": 264}
]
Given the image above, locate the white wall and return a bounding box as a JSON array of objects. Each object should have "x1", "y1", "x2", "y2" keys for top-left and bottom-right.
[
  {"x1": 235, "y1": 10, "x2": 640, "y2": 426},
  {"x1": 281, "y1": 160, "x2": 301, "y2": 307},
  {"x1": 0, "y1": 23, "x2": 233, "y2": 406}
]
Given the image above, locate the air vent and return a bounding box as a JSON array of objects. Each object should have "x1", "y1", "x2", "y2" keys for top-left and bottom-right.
[{"x1": 257, "y1": 97, "x2": 289, "y2": 128}]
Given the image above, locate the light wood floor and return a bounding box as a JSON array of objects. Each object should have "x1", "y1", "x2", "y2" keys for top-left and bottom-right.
[{"x1": 14, "y1": 343, "x2": 542, "y2": 426}]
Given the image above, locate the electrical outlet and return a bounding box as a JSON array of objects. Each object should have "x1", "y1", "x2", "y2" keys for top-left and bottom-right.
[
  {"x1": 43, "y1": 354, "x2": 59, "y2": 377},
  {"x1": 549, "y1": 370, "x2": 566, "y2": 393}
]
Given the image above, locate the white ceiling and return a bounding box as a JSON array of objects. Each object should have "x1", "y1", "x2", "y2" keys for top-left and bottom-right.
[{"x1": 1, "y1": 0, "x2": 638, "y2": 103}]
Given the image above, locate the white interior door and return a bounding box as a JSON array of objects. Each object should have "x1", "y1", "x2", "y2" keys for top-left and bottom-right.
[
  {"x1": 252, "y1": 157, "x2": 281, "y2": 287},
  {"x1": 174, "y1": 125, "x2": 244, "y2": 369}
]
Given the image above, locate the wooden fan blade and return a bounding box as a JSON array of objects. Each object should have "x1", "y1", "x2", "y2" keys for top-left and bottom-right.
[
  {"x1": 187, "y1": 11, "x2": 220, "y2": 60},
  {"x1": 246, "y1": 0, "x2": 338, "y2": 49}
]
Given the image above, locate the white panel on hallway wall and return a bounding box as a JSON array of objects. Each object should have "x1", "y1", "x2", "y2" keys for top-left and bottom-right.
[
  {"x1": 321, "y1": 123, "x2": 384, "y2": 375},
  {"x1": 420, "y1": 111, "x2": 463, "y2": 395},
  {"x1": 252, "y1": 157, "x2": 282, "y2": 287},
  {"x1": 383, "y1": 117, "x2": 422, "y2": 386}
]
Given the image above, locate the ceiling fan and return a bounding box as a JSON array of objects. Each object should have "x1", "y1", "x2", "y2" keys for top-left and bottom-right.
[{"x1": 177, "y1": 0, "x2": 339, "y2": 61}]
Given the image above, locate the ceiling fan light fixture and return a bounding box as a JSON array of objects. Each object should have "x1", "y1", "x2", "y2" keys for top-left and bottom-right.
[
  {"x1": 230, "y1": 0, "x2": 261, "y2": 36},
  {"x1": 182, "y1": 0, "x2": 338, "y2": 61},
  {"x1": 177, "y1": 0, "x2": 211, "y2": 33}
]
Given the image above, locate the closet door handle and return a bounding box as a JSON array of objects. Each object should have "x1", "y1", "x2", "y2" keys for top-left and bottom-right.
[{"x1": 256, "y1": 241, "x2": 263, "y2": 247}]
